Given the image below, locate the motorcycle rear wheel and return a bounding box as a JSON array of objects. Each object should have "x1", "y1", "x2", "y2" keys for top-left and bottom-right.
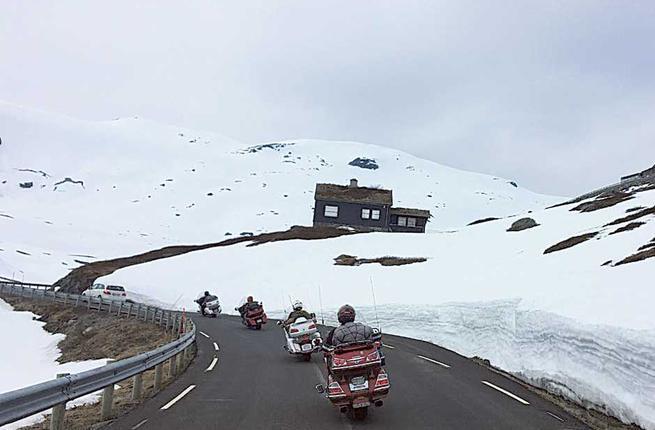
[{"x1": 255, "y1": 322, "x2": 262, "y2": 330}]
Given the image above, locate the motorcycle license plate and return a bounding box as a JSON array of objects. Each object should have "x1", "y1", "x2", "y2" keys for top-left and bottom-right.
[
  {"x1": 352, "y1": 398, "x2": 370, "y2": 408},
  {"x1": 349, "y1": 377, "x2": 369, "y2": 392},
  {"x1": 301, "y1": 343, "x2": 312, "y2": 352},
  {"x1": 256, "y1": 319, "x2": 262, "y2": 323}
]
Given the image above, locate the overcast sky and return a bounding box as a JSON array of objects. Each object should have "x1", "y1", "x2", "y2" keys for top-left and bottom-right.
[{"x1": 1, "y1": 1, "x2": 654, "y2": 195}]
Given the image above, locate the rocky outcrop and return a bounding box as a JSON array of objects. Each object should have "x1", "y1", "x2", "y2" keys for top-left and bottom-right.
[
  {"x1": 348, "y1": 157, "x2": 379, "y2": 170},
  {"x1": 507, "y1": 217, "x2": 539, "y2": 232}
]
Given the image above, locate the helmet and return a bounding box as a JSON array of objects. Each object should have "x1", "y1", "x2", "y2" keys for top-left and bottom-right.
[
  {"x1": 204, "y1": 291, "x2": 209, "y2": 296},
  {"x1": 292, "y1": 300, "x2": 303, "y2": 311},
  {"x1": 247, "y1": 296, "x2": 254, "y2": 303},
  {"x1": 337, "y1": 304, "x2": 356, "y2": 324}
]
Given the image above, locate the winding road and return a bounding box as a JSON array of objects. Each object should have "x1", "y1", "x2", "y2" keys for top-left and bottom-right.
[{"x1": 108, "y1": 315, "x2": 590, "y2": 430}]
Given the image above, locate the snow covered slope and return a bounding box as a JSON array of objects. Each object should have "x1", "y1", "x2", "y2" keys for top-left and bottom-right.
[
  {"x1": 0, "y1": 101, "x2": 555, "y2": 283},
  {"x1": 1, "y1": 102, "x2": 654, "y2": 428},
  {"x1": 0, "y1": 297, "x2": 106, "y2": 429}
]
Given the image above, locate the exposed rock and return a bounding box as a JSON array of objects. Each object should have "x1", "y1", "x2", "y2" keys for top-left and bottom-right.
[
  {"x1": 348, "y1": 157, "x2": 379, "y2": 170},
  {"x1": 570, "y1": 191, "x2": 634, "y2": 212},
  {"x1": 508, "y1": 181, "x2": 518, "y2": 188},
  {"x1": 507, "y1": 217, "x2": 539, "y2": 232},
  {"x1": 54, "y1": 177, "x2": 85, "y2": 190},
  {"x1": 605, "y1": 205, "x2": 655, "y2": 226},
  {"x1": 19, "y1": 181, "x2": 33, "y2": 188}
]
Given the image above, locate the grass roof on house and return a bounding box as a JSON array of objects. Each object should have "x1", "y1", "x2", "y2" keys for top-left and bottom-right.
[{"x1": 315, "y1": 183, "x2": 393, "y2": 205}]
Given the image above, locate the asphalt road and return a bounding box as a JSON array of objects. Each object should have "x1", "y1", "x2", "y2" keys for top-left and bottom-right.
[{"x1": 108, "y1": 315, "x2": 590, "y2": 430}]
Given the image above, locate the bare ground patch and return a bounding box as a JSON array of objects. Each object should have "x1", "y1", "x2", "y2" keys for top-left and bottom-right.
[
  {"x1": 0, "y1": 296, "x2": 168, "y2": 363},
  {"x1": 614, "y1": 247, "x2": 655, "y2": 266},
  {"x1": 467, "y1": 217, "x2": 500, "y2": 226},
  {"x1": 544, "y1": 232, "x2": 599, "y2": 254},
  {"x1": 55, "y1": 226, "x2": 359, "y2": 294},
  {"x1": 609, "y1": 222, "x2": 646, "y2": 236},
  {"x1": 570, "y1": 191, "x2": 635, "y2": 213},
  {"x1": 334, "y1": 254, "x2": 427, "y2": 267},
  {"x1": 604, "y1": 206, "x2": 655, "y2": 227}
]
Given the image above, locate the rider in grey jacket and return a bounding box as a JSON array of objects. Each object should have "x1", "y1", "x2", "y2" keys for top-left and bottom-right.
[{"x1": 325, "y1": 304, "x2": 374, "y2": 346}]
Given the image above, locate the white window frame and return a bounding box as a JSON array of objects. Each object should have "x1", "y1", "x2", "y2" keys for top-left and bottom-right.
[
  {"x1": 361, "y1": 208, "x2": 371, "y2": 219},
  {"x1": 324, "y1": 205, "x2": 339, "y2": 218},
  {"x1": 371, "y1": 209, "x2": 380, "y2": 220},
  {"x1": 398, "y1": 216, "x2": 407, "y2": 227},
  {"x1": 407, "y1": 217, "x2": 417, "y2": 227}
]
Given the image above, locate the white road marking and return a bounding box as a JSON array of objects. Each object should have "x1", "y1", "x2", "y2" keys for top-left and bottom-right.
[
  {"x1": 132, "y1": 419, "x2": 148, "y2": 429},
  {"x1": 199, "y1": 331, "x2": 210, "y2": 338},
  {"x1": 160, "y1": 385, "x2": 196, "y2": 410},
  {"x1": 206, "y1": 356, "x2": 218, "y2": 372},
  {"x1": 481, "y1": 381, "x2": 530, "y2": 405},
  {"x1": 382, "y1": 343, "x2": 395, "y2": 349},
  {"x1": 213, "y1": 342, "x2": 219, "y2": 351},
  {"x1": 546, "y1": 411, "x2": 565, "y2": 422},
  {"x1": 417, "y1": 355, "x2": 451, "y2": 368}
]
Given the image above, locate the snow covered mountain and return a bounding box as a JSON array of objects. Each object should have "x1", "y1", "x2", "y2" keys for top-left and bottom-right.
[{"x1": 1, "y1": 102, "x2": 654, "y2": 429}]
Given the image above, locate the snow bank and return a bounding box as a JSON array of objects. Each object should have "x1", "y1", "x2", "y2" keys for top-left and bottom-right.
[{"x1": 0, "y1": 299, "x2": 107, "y2": 429}]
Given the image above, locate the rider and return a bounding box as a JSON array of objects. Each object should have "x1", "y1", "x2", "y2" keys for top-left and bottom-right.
[
  {"x1": 195, "y1": 291, "x2": 212, "y2": 315},
  {"x1": 237, "y1": 295, "x2": 260, "y2": 318},
  {"x1": 325, "y1": 304, "x2": 374, "y2": 346},
  {"x1": 283, "y1": 300, "x2": 313, "y2": 329}
]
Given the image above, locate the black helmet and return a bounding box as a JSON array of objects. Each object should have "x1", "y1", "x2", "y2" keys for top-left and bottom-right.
[
  {"x1": 204, "y1": 291, "x2": 209, "y2": 296},
  {"x1": 337, "y1": 304, "x2": 356, "y2": 324}
]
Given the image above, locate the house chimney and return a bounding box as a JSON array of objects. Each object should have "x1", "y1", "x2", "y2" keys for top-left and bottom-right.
[{"x1": 349, "y1": 178, "x2": 359, "y2": 188}]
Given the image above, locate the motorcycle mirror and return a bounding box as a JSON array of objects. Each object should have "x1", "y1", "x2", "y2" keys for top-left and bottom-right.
[
  {"x1": 276, "y1": 321, "x2": 282, "y2": 326},
  {"x1": 315, "y1": 384, "x2": 325, "y2": 394}
]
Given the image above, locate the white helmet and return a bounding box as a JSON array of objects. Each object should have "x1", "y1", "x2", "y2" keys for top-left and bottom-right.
[{"x1": 292, "y1": 300, "x2": 303, "y2": 311}]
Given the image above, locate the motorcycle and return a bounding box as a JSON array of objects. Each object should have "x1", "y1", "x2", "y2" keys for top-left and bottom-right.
[
  {"x1": 315, "y1": 333, "x2": 389, "y2": 421},
  {"x1": 277, "y1": 316, "x2": 322, "y2": 361},
  {"x1": 236, "y1": 303, "x2": 268, "y2": 330},
  {"x1": 198, "y1": 295, "x2": 222, "y2": 318}
]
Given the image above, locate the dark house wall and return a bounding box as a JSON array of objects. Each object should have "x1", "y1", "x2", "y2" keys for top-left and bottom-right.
[
  {"x1": 389, "y1": 214, "x2": 428, "y2": 233},
  {"x1": 313, "y1": 199, "x2": 390, "y2": 231}
]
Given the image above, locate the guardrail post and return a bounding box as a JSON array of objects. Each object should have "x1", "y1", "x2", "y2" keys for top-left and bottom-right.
[
  {"x1": 169, "y1": 352, "x2": 178, "y2": 377},
  {"x1": 154, "y1": 363, "x2": 163, "y2": 391},
  {"x1": 50, "y1": 373, "x2": 69, "y2": 430},
  {"x1": 132, "y1": 372, "x2": 143, "y2": 400},
  {"x1": 101, "y1": 360, "x2": 115, "y2": 420}
]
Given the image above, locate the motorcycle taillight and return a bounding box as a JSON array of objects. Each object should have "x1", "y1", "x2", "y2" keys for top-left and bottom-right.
[
  {"x1": 374, "y1": 371, "x2": 390, "y2": 389},
  {"x1": 328, "y1": 381, "x2": 345, "y2": 396},
  {"x1": 290, "y1": 328, "x2": 299, "y2": 333}
]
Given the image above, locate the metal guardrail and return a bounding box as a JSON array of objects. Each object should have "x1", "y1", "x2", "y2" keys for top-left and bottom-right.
[{"x1": 0, "y1": 282, "x2": 196, "y2": 427}]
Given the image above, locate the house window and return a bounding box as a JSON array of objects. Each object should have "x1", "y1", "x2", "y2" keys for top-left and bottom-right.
[
  {"x1": 407, "y1": 217, "x2": 417, "y2": 227},
  {"x1": 371, "y1": 209, "x2": 380, "y2": 220},
  {"x1": 324, "y1": 205, "x2": 339, "y2": 218},
  {"x1": 361, "y1": 208, "x2": 371, "y2": 219},
  {"x1": 398, "y1": 216, "x2": 407, "y2": 226}
]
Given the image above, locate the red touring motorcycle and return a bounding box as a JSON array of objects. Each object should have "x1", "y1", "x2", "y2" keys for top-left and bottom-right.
[
  {"x1": 316, "y1": 336, "x2": 390, "y2": 420},
  {"x1": 242, "y1": 303, "x2": 268, "y2": 330}
]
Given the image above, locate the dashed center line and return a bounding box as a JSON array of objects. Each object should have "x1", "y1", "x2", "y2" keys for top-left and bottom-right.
[
  {"x1": 382, "y1": 343, "x2": 395, "y2": 349},
  {"x1": 417, "y1": 355, "x2": 451, "y2": 368},
  {"x1": 546, "y1": 411, "x2": 565, "y2": 422},
  {"x1": 160, "y1": 385, "x2": 196, "y2": 410},
  {"x1": 206, "y1": 356, "x2": 218, "y2": 372},
  {"x1": 481, "y1": 381, "x2": 530, "y2": 405},
  {"x1": 213, "y1": 342, "x2": 219, "y2": 351},
  {"x1": 199, "y1": 331, "x2": 210, "y2": 338}
]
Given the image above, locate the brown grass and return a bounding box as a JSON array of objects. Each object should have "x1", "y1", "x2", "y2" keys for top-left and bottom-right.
[
  {"x1": 605, "y1": 206, "x2": 655, "y2": 227},
  {"x1": 614, "y1": 247, "x2": 655, "y2": 266},
  {"x1": 609, "y1": 222, "x2": 646, "y2": 236},
  {"x1": 570, "y1": 192, "x2": 634, "y2": 213},
  {"x1": 55, "y1": 226, "x2": 359, "y2": 294},
  {"x1": 467, "y1": 217, "x2": 500, "y2": 226},
  {"x1": 0, "y1": 296, "x2": 168, "y2": 363},
  {"x1": 544, "y1": 232, "x2": 599, "y2": 254}
]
